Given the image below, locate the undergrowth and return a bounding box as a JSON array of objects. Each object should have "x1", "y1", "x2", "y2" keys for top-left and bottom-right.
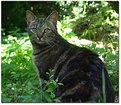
[{"x1": 1, "y1": 1, "x2": 118, "y2": 102}]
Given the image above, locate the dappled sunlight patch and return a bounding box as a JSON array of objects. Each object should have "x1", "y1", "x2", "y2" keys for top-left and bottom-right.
[
  {"x1": 96, "y1": 42, "x2": 104, "y2": 48},
  {"x1": 69, "y1": 36, "x2": 93, "y2": 46},
  {"x1": 99, "y1": 55, "x2": 104, "y2": 62},
  {"x1": 64, "y1": 28, "x2": 72, "y2": 33},
  {"x1": 79, "y1": 39, "x2": 92, "y2": 45}
]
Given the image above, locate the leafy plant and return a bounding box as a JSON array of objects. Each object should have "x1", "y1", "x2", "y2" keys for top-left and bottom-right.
[
  {"x1": 1, "y1": 1, "x2": 118, "y2": 103},
  {"x1": 40, "y1": 69, "x2": 62, "y2": 102}
]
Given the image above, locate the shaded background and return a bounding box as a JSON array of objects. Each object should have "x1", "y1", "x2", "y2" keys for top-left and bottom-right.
[{"x1": 2, "y1": 1, "x2": 119, "y2": 33}]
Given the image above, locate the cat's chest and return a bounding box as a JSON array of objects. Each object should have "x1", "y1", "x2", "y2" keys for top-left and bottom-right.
[{"x1": 32, "y1": 45, "x2": 67, "y2": 70}]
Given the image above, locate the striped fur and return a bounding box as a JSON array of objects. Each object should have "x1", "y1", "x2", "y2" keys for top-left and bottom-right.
[{"x1": 26, "y1": 10, "x2": 115, "y2": 102}]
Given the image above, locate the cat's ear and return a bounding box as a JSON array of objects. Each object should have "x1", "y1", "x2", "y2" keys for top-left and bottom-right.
[
  {"x1": 47, "y1": 11, "x2": 58, "y2": 27},
  {"x1": 26, "y1": 10, "x2": 36, "y2": 24}
]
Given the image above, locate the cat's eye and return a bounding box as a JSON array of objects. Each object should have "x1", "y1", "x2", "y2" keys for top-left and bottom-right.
[
  {"x1": 30, "y1": 28, "x2": 37, "y2": 33},
  {"x1": 44, "y1": 28, "x2": 51, "y2": 33}
]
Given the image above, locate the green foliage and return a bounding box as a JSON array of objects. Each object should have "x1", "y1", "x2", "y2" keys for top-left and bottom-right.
[
  {"x1": 2, "y1": 35, "x2": 40, "y2": 102},
  {"x1": 58, "y1": 1, "x2": 118, "y2": 43},
  {"x1": 1, "y1": 1, "x2": 118, "y2": 103},
  {"x1": 2, "y1": 1, "x2": 118, "y2": 33},
  {"x1": 1, "y1": 35, "x2": 61, "y2": 102},
  {"x1": 40, "y1": 69, "x2": 62, "y2": 102}
]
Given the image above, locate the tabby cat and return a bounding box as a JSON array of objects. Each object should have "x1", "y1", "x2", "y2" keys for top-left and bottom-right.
[{"x1": 26, "y1": 10, "x2": 115, "y2": 102}]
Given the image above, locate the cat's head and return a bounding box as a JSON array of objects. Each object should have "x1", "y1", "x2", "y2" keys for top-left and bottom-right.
[{"x1": 26, "y1": 10, "x2": 58, "y2": 45}]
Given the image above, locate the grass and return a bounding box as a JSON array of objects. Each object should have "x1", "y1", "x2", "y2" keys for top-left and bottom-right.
[{"x1": 102, "y1": 68, "x2": 106, "y2": 102}]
